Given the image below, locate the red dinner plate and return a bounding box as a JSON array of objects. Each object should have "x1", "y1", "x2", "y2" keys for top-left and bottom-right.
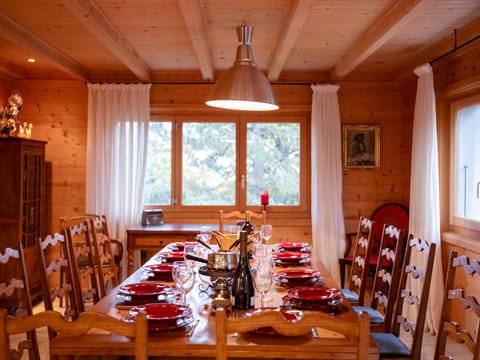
[
  {"x1": 144, "y1": 263, "x2": 174, "y2": 273},
  {"x1": 129, "y1": 303, "x2": 192, "y2": 321},
  {"x1": 118, "y1": 282, "x2": 170, "y2": 296},
  {"x1": 287, "y1": 287, "x2": 341, "y2": 302},
  {"x1": 157, "y1": 251, "x2": 185, "y2": 262},
  {"x1": 277, "y1": 269, "x2": 319, "y2": 279},
  {"x1": 272, "y1": 252, "x2": 310, "y2": 261},
  {"x1": 277, "y1": 242, "x2": 310, "y2": 250}
]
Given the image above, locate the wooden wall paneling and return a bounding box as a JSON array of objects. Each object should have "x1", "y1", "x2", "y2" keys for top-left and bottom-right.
[{"x1": 15, "y1": 80, "x2": 88, "y2": 233}]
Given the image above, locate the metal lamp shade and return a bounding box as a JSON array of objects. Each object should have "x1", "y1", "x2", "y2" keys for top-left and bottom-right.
[{"x1": 205, "y1": 24, "x2": 279, "y2": 111}]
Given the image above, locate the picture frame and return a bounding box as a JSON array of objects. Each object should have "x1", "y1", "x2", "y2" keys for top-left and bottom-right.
[{"x1": 342, "y1": 124, "x2": 380, "y2": 169}]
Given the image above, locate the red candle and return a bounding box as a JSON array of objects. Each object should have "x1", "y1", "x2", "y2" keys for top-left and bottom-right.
[{"x1": 260, "y1": 190, "x2": 269, "y2": 206}]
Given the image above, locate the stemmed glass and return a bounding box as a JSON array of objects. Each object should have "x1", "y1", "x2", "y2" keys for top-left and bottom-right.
[
  {"x1": 184, "y1": 244, "x2": 199, "y2": 268},
  {"x1": 253, "y1": 258, "x2": 275, "y2": 308},
  {"x1": 260, "y1": 224, "x2": 273, "y2": 243},
  {"x1": 172, "y1": 261, "x2": 196, "y2": 304}
]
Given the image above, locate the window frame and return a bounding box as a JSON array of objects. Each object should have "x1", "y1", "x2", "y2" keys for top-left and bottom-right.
[
  {"x1": 449, "y1": 94, "x2": 480, "y2": 232},
  {"x1": 145, "y1": 114, "x2": 309, "y2": 215}
]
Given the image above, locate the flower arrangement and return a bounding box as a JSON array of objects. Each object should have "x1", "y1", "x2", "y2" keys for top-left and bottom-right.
[{"x1": 0, "y1": 92, "x2": 32, "y2": 137}]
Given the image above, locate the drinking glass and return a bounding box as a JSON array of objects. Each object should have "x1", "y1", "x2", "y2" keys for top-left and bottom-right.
[
  {"x1": 199, "y1": 226, "x2": 213, "y2": 242},
  {"x1": 260, "y1": 224, "x2": 273, "y2": 243},
  {"x1": 172, "y1": 261, "x2": 196, "y2": 304},
  {"x1": 253, "y1": 259, "x2": 274, "y2": 308},
  {"x1": 184, "y1": 244, "x2": 199, "y2": 268}
]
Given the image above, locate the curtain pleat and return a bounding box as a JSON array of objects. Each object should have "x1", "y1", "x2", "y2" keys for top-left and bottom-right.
[{"x1": 310, "y1": 84, "x2": 345, "y2": 284}]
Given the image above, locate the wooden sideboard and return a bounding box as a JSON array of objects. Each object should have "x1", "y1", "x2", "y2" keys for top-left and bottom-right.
[{"x1": 126, "y1": 224, "x2": 217, "y2": 275}]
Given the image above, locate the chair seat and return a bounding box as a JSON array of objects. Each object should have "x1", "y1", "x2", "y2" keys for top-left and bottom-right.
[
  {"x1": 340, "y1": 288, "x2": 359, "y2": 303},
  {"x1": 352, "y1": 306, "x2": 384, "y2": 324},
  {"x1": 371, "y1": 332, "x2": 410, "y2": 357}
]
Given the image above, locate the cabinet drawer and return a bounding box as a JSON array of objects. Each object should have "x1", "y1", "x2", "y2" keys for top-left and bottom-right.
[{"x1": 133, "y1": 234, "x2": 192, "y2": 248}]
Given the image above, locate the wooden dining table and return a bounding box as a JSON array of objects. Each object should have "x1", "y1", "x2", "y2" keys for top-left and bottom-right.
[{"x1": 50, "y1": 243, "x2": 379, "y2": 359}]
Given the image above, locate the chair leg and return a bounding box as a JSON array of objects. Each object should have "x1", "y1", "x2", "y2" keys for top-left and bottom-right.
[{"x1": 340, "y1": 263, "x2": 346, "y2": 288}]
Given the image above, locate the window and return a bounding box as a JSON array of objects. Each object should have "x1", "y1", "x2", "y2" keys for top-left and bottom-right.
[
  {"x1": 144, "y1": 115, "x2": 307, "y2": 212},
  {"x1": 451, "y1": 95, "x2": 480, "y2": 231}
]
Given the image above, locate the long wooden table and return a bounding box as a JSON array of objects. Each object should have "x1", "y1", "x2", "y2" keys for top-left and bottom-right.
[{"x1": 50, "y1": 245, "x2": 379, "y2": 359}]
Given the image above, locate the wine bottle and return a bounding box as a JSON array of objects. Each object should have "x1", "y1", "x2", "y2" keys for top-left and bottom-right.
[
  {"x1": 231, "y1": 230, "x2": 255, "y2": 309},
  {"x1": 241, "y1": 211, "x2": 254, "y2": 235}
]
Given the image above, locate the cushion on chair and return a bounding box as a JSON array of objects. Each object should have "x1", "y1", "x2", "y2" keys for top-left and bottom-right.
[
  {"x1": 371, "y1": 332, "x2": 410, "y2": 357},
  {"x1": 340, "y1": 288, "x2": 359, "y2": 303},
  {"x1": 352, "y1": 306, "x2": 384, "y2": 324}
]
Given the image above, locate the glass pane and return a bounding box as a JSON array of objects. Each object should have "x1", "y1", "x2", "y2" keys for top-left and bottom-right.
[
  {"x1": 455, "y1": 105, "x2": 480, "y2": 221},
  {"x1": 246, "y1": 123, "x2": 300, "y2": 205},
  {"x1": 182, "y1": 122, "x2": 236, "y2": 205},
  {"x1": 144, "y1": 122, "x2": 172, "y2": 204}
]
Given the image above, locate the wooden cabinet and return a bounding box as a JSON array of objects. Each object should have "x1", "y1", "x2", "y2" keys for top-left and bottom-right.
[
  {"x1": 0, "y1": 138, "x2": 47, "y2": 299},
  {"x1": 126, "y1": 224, "x2": 217, "y2": 275}
]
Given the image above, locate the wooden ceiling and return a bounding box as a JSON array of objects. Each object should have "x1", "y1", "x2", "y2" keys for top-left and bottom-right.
[{"x1": 0, "y1": 0, "x2": 479, "y2": 83}]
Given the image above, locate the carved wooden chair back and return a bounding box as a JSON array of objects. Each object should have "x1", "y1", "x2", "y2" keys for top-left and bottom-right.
[
  {"x1": 342, "y1": 216, "x2": 375, "y2": 305},
  {"x1": 370, "y1": 224, "x2": 405, "y2": 331},
  {"x1": 63, "y1": 219, "x2": 101, "y2": 312},
  {"x1": 88, "y1": 217, "x2": 119, "y2": 298},
  {"x1": 60, "y1": 213, "x2": 123, "y2": 279},
  {"x1": 218, "y1": 210, "x2": 266, "y2": 233},
  {"x1": 37, "y1": 232, "x2": 79, "y2": 338},
  {"x1": 215, "y1": 307, "x2": 370, "y2": 360},
  {"x1": 0, "y1": 309, "x2": 148, "y2": 360},
  {"x1": 0, "y1": 244, "x2": 39, "y2": 360},
  {"x1": 372, "y1": 234, "x2": 436, "y2": 359},
  {"x1": 353, "y1": 223, "x2": 405, "y2": 332},
  {"x1": 434, "y1": 251, "x2": 480, "y2": 360}
]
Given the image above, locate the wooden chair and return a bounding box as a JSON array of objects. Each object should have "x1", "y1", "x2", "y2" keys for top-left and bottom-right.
[
  {"x1": 0, "y1": 309, "x2": 148, "y2": 360},
  {"x1": 60, "y1": 214, "x2": 123, "y2": 278},
  {"x1": 0, "y1": 244, "x2": 39, "y2": 360},
  {"x1": 89, "y1": 218, "x2": 119, "y2": 298},
  {"x1": 215, "y1": 307, "x2": 370, "y2": 360},
  {"x1": 352, "y1": 224, "x2": 405, "y2": 332},
  {"x1": 218, "y1": 210, "x2": 267, "y2": 233},
  {"x1": 341, "y1": 216, "x2": 375, "y2": 306},
  {"x1": 434, "y1": 251, "x2": 480, "y2": 360},
  {"x1": 37, "y1": 232, "x2": 79, "y2": 333},
  {"x1": 339, "y1": 203, "x2": 409, "y2": 288},
  {"x1": 63, "y1": 219, "x2": 101, "y2": 312},
  {"x1": 371, "y1": 234, "x2": 436, "y2": 359}
]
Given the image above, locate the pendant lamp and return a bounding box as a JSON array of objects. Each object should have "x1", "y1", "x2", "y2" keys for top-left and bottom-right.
[{"x1": 205, "y1": 24, "x2": 279, "y2": 111}]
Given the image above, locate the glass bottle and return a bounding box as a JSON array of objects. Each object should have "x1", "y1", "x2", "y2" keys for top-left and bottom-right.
[{"x1": 231, "y1": 230, "x2": 255, "y2": 309}]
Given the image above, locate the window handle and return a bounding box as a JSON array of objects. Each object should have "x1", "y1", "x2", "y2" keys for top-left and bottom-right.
[
  {"x1": 477, "y1": 181, "x2": 480, "y2": 199},
  {"x1": 241, "y1": 175, "x2": 245, "y2": 189}
]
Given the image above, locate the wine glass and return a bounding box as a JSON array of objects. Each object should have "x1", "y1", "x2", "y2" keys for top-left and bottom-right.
[
  {"x1": 184, "y1": 244, "x2": 199, "y2": 268},
  {"x1": 172, "y1": 261, "x2": 196, "y2": 304},
  {"x1": 260, "y1": 224, "x2": 273, "y2": 243},
  {"x1": 253, "y1": 259, "x2": 274, "y2": 308}
]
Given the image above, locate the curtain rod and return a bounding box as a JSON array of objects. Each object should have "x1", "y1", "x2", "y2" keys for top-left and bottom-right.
[
  {"x1": 429, "y1": 29, "x2": 480, "y2": 64},
  {"x1": 86, "y1": 81, "x2": 313, "y2": 86}
]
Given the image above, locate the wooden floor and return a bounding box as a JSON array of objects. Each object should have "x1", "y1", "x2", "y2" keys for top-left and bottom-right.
[{"x1": 16, "y1": 302, "x2": 471, "y2": 360}]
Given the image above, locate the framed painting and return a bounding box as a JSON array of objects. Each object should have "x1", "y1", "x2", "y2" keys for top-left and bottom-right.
[{"x1": 342, "y1": 124, "x2": 380, "y2": 169}]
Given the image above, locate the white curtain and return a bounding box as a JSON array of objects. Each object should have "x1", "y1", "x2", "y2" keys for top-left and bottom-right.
[
  {"x1": 86, "y1": 83, "x2": 151, "y2": 279},
  {"x1": 409, "y1": 63, "x2": 443, "y2": 334},
  {"x1": 310, "y1": 84, "x2": 345, "y2": 284}
]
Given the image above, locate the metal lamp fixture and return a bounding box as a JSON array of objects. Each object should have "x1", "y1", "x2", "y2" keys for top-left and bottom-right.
[{"x1": 205, "y1": 24, "x2": 279, "y2": 111}]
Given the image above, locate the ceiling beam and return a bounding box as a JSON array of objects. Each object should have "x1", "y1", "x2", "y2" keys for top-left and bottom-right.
[
  {"x1": 331, "y1": 0, "x2": 434, "y2": 80},
  {"x1": 63, "y1": 0, "x2": 151, "y2": 81},
  {"x1": 0, "y1": 12, "x2": 89, "y2": 80},
  {"x1": 268, "y1": 0, "x2": 314, "y2": 81},
  {"x1": 0, "y1": 59, "x2": 25, "y2": 80},
  {"x1": 178, "y1": 0, "x2": 214, "y2": 82}
]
